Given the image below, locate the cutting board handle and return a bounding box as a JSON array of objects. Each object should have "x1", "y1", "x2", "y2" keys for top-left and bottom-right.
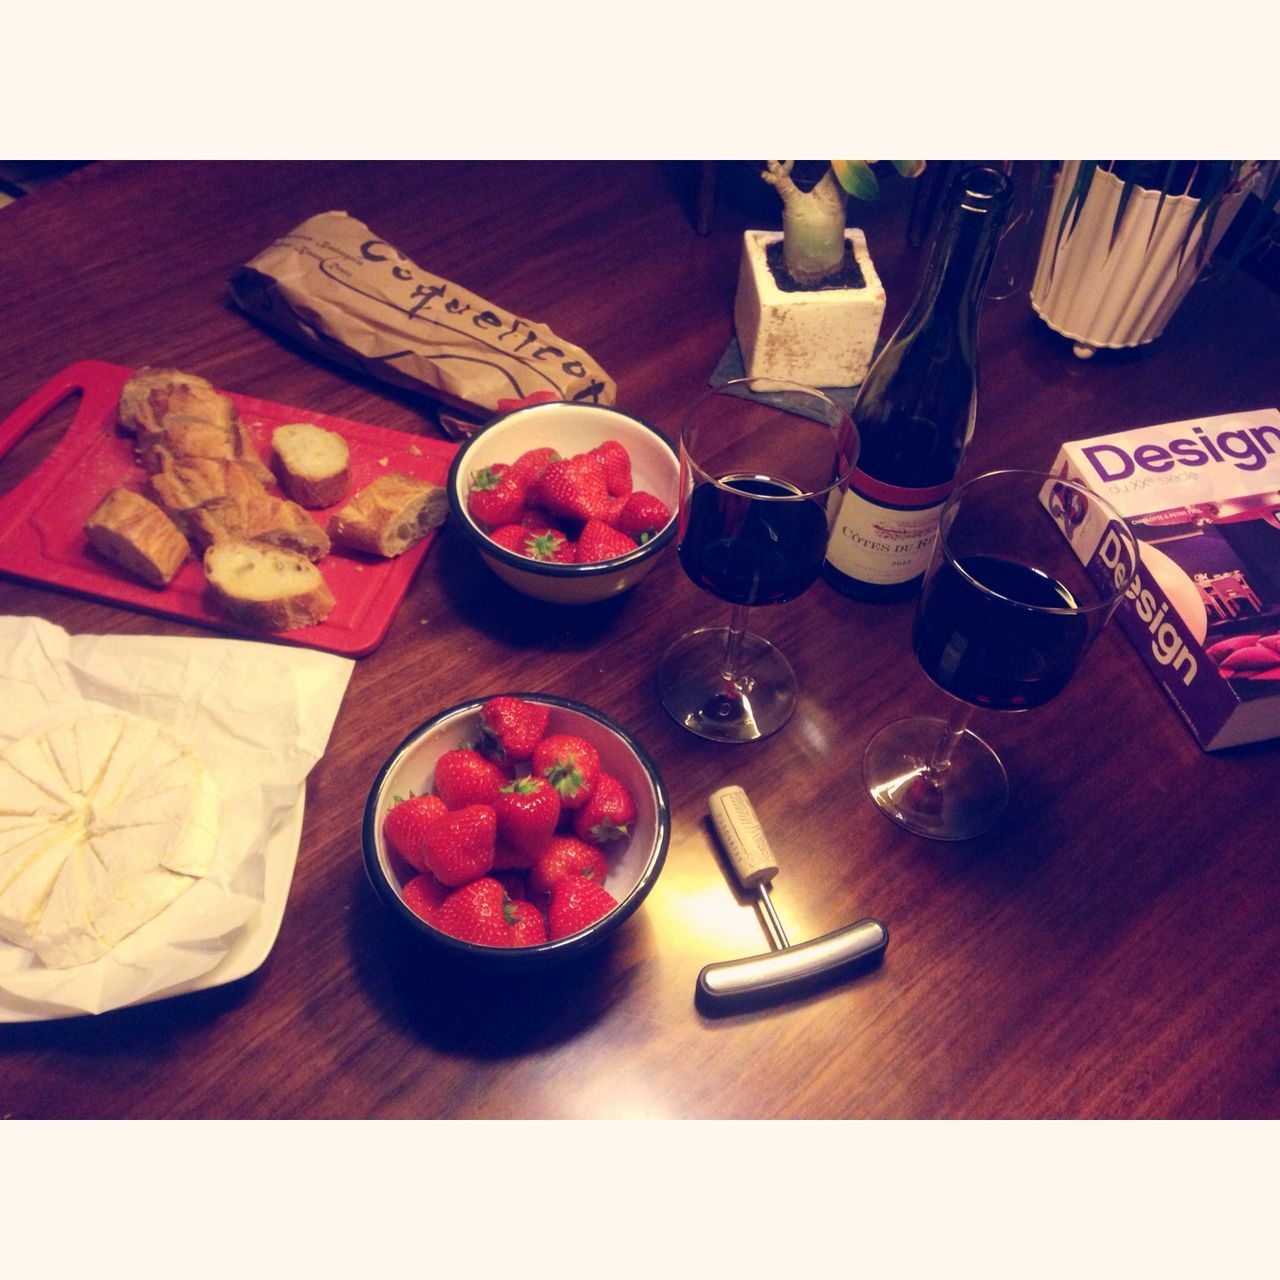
[{"x1": 0, "y1": 360, "x2": 127, "y2": 467}]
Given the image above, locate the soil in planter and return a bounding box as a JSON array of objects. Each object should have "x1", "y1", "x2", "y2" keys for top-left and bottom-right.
[{"x1": 766, "y1": 239, "x2": 866, "y2": 293}]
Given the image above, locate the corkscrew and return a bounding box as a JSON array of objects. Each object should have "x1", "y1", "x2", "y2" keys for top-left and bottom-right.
[{"x1": 697, "y1": 785, "x2": 888, "y2": 1009}]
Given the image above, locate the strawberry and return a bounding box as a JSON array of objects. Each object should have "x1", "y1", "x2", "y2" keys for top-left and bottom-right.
[
  {"x1": 490, "y1": 522, "x2": 574, "y2": 563},
  {"x1": 508, "y1": 898, "x2": 548, "y2": 946},
  {"x1": 420, "y1": 803, "x2": 497, "y2": 886},
  {"x1": 530, "y1": 453, "x2": 611, "y2": 522},
  {"x1": 547, "y1": 877, "x2": 618, "y2": 940},
  {"x1": 613, "y1": 491, "x2": 672, "y2": 542},
  {"x1": 433, "y1": 748, "x2": 509, "y2": 809},
  {"x1": 434, "y1": 878, "x2": 549, "y2": 947},
  {"x1": 529, "y1": 834, "x2": 610, "y2": 896},
  {"x1": 508, "y1": 445, "x2": 559, "y2": 487},
  {"x1": 490, "y1": 523, "x2": 534, "y2": 555},
  {"x1": 495, "y1": 391, "x2": 560, "y2": 414},
  {"x1": 575, "y1": 518, "x2": 637, "y2": 563},
  {"x1": 572, "y1": 773, "x2": 637, "y2": 845},
  {"x1": 435, "y1": 877, "x2": 515, "y2": 947},
  {"x1": 467, "y1": 463, "x2": 526, "y2": 526},
  {"x1": 494, "y1": 775, "x2": 562, "y2": 859},
  {"x1": 479, "y1": 696, "x2": 550, "y2": 762},
  {"x1": 532, "y1": 733, "x2": 600, "y2": 810},
  {"x1": 587, "y1": 439, "x2": 633, "y2": 497},
  {"x1": 401, "y1": 873, "x2": 449, "y2": 924},
  {"x1": 599, "y1": 493, "x2": 630, "y2": 524},
  {"x1": 383, "y1": 793, "x2": 449, "y2": 872}
]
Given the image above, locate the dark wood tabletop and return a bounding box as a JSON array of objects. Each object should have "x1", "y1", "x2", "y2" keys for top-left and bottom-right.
[{"x1": 1, "y1": 159, "x2": 1277, "y2": 1120}]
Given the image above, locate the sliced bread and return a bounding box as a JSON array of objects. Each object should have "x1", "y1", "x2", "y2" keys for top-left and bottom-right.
[
  {"x1": 203, "y1": 540, "x2": 335, "y2": 631},
  {"x1": 84, "y1": 488, "x2": 191, "y2": 587},
  {"x1": 187, "y1": 483, "x2": 332, "y2": 561},
  {"x1": 118, "y1": 367, "x2": 221, "y2": 439},
  {"x1": 272, "y1": 422, "x2": 351, "y2": 508},
  {"x1": 327, "y1": 472, "x2": 448, "y2": 557}
]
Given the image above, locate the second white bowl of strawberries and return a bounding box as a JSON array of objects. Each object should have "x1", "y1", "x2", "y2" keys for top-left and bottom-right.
[
  {"x1": 363, "y1": 693, "x2": 670, "y2": 963},
  {"x1": 446, "y1": 400, "x2": 679, "y2": 604}
]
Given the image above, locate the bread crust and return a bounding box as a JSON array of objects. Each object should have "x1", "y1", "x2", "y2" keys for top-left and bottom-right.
[
  {"x1": 203, "y1": 540, "x2": 335, "y2": 631},
  {"x1": 84, "y1": 488, "x2": 190, "y2": 587},
  {"x1": 327, "y1": 472, "x2": 447, "y2": 557}
]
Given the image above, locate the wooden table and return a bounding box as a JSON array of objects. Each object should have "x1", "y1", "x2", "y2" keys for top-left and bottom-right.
[{"x1": 1, "y1": 160, "x2": 1277, "y2": 1120}]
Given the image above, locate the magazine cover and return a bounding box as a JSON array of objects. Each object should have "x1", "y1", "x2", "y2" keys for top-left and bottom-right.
[{"x1": 1052, "y1": 407, "x2": 1280, "y2": 750}]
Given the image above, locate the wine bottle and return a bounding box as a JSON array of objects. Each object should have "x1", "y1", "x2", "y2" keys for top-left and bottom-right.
[{"x1": 822, "y1": 166, "x2": 1012, "y2": 601}]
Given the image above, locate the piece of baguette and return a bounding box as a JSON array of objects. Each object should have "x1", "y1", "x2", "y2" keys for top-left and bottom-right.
[
  {"x1": 148, "y1": 457, "x2": 263, "y2": 528},
  {"x1": 327, "y1": 472, "x2": 447, "y2": 558},
  {"x1": 271, "y1": 422, "x2": 351, "y2": 508},
  {"x1": 137, "y1": 414, "x2": 242, "y2": 474},
  {"x1": 84, "y1": 488, "x2": 190, "y2": 587},
  {"x1": 203, "y1": 540, "x2": 335, "y2": 631},
  {"x1": 188, "y1": 487, "x2": 332, "y2": 561},
  {"x1": 120, "y1": 367, "x2": 274, "y2": 485},
  {"x1": 118, "y1": 367, "x2": 221, "y2": 438}
]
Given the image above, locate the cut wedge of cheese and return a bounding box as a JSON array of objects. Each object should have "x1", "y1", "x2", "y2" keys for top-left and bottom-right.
[{"x1": 0, "y1": 711, "x2": 221, "y2": 968}]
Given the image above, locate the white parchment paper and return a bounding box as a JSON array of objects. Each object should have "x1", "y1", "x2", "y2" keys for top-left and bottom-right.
[{"x1": 0, "y1": 615, "x2": 354, "y2": 1019}]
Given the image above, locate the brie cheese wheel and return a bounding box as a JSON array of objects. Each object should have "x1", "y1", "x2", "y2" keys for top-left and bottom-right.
[{"x1": 0, "y1": 711, "x2": 220, "y2": 968}]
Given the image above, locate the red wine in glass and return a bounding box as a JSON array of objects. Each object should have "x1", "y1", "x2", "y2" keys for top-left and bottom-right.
[
  {"x1": 912, "y1": 554, "x2": 1091, "y2": 710},
  {"x1": 862, "y1": 468, "x2": 1139, "y2": 840},
  {"x1": 680, "y1": 473, "x2": 832, "y2": 607},
  {"x1": 658, "y1": 378, "x2": 859, "y2": 743}
]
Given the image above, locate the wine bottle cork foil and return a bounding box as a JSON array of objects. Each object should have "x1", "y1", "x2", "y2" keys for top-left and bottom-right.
[{"x1": 230, "y1": 211, "x2": 617, "y2": 438}]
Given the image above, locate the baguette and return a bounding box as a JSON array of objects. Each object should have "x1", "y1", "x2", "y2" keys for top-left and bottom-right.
[
  {"x1": 327, "y1": 472, "x2": 447, "y2": 557},
  {"x1": 118, "y1": 367, "x2": 224, "y2": 439},
  {"x1": 271, "y1": 422, "x2": 351, "y2": 508},
  {"x1": 189, "y1": 492, "x2": 331, "y2": 561},
  {"x1": 137, "y1": 415, "x2": 243, "y2": 474},
  {"x1": 119, "y1": 367, "x2": 273, "y2": 485},
  {"x1": 148, "y1": 457, "x2": 263, "y2": 527},
  {"x1": 203, "y1": 540, "x2": 335, "y2": 631},
  {"x1": 84, "y1": 488, "x2": 190, "y2": 587}
]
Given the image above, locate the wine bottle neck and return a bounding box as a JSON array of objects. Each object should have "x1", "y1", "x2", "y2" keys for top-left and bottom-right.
[{"x1": 897, "y1": 168, "x2": 1011, "y2": 353}]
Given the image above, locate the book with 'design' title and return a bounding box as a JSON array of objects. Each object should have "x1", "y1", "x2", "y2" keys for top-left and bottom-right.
[{"x1": 1051, "y1": 406, "x2": 1280, "y2": 751}]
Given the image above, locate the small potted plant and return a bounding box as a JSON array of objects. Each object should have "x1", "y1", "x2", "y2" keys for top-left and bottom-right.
[
  {"x1": 1029, "y1": 160, "x2": 1279, "y2": 358},
  {"x1": 734, "y1": 160, "x2": 924, "y2": 388}
]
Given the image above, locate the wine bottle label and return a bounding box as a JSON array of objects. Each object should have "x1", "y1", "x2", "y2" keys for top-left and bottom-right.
[{"x1": 825, "y1": 469, "x2": 955, "y2": 585}]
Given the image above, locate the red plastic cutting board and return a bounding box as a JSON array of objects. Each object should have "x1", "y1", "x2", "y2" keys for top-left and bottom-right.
[{"x1": 0, "y1": 361, "x2": 458, "y2": 657}]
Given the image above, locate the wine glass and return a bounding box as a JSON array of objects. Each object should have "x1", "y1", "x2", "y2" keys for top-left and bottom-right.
[
  {"x1": 863, "y1": 468, "x2": 1139, "y2": 839},
  {"x1": 658, "y1": 378, "x2": 859, "y2": 743}
]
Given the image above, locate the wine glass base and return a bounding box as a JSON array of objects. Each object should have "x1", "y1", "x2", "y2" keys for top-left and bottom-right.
[
  {"x1": 658, "y1": 626, "x2": 796, "y2": 743},
  {"x1": 863, "y1": 716, "x2": 1008, "y2": 840}
]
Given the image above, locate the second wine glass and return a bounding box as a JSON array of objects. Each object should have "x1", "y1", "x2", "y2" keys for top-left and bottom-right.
[
  {"x1": 863, "y1": 468, "x2": 1139, "y2": 839},
  {"x1": 658, "y1": 378, "x2": 859, "y2": 743}
]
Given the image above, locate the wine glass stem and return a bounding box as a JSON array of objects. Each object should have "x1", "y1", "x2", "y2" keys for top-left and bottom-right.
[
  {"x1": 720, "y1": 605, "x2": 751, "y2": 689},
  {"x1": 925, "y1": 701, "x2": 975, "y2": 781}
]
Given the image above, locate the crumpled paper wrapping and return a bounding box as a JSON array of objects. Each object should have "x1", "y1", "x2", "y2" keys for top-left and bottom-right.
[
  {"x1": 0, "y1": 616, "x2": 354, "y2": 1020},
  {"x1": 230, "y1": 210, "x2": 617, "y2": 438}
]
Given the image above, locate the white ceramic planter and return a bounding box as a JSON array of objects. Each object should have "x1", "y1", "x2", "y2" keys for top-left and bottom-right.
[
  {"x1": 733, "y1": 228, "x2": 885, "y2": 388},
  {"x1": 1030, "y1": 161, "x2": 1250, "y2": 359}
]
